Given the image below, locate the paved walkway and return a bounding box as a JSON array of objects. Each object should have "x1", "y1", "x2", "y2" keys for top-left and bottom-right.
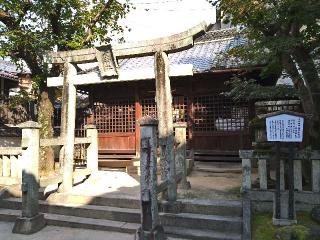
[
  {"x1": 0, "y1": 222, "x2": 182, "y2": 240},
  {"x1": 0, "y1": 222, "x2": 133, "y2": 240}
]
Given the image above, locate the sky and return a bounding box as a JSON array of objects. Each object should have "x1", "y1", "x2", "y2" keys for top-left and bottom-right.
[{"x1": 117, "y1": 0, "x2": 216, "y2": 42}]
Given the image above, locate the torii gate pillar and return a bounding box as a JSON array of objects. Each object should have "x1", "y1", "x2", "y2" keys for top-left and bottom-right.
[
  {"x1": 155, "y1": 51, "x2": 177, "y2": 202},
  {"x1": 59, "y1": 62, "x2": 77, "y2": 192}
]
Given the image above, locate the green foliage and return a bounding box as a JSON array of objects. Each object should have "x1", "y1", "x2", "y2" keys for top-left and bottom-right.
[
  {"x1": 225, "y1": 77, "x2": 299, "y2": 101},
  {"x1": 0, "y1": 0, "x2": 132, "y2": 89},
  {"x1": 217, "y1": 0, "x2": 320, "y2": 65},
  {"x1": 252, "y1": 212, "x2": 320, "y2": 240},
  {"x1": 275, "y1": 225, "x2": 309, "y2": 240},
  {"x1": 4, "y1": 89, "x2": 33, "y2": 109}
]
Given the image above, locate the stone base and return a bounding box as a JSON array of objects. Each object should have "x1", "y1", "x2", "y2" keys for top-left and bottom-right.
[
  {"x1": 12, "y1": 213, "x2": 46, "y2": 234},
  {"x1": 160, "y1": 201, "x2": 182, "y2": 213},
  {"x1": 179, "y1": 180, "x2": 191, "y2": 190},
  {"x1": 135, "y1": 225, "x2": 167, "y2": 240},
  {"x1": 273, "y1": 218, "x2": 297, "y2": 226}
]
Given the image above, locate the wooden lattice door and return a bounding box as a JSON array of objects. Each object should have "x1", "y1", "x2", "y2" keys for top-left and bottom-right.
[
  {"x1": 93, "y1": 99, "x2": 136, "y2": 154},
  {"x1": 193, "y1": 95, "x2": 251, "y2": 153}
]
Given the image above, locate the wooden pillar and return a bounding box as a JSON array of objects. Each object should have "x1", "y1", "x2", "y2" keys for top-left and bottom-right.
[
  {"x1": 59, "y1": 63, "x2": 77, "y2": 192},
  {"x1": 135, "y1": 86, "x2": 142, "y2": 157},
  {"x1": 0, "y1": 78, "x2": 4, "y2": 96},
  {"x1": 13, "y1": 121, "x2": 46, "y2": 234},
  {"x1": 155, "y1": 51, "x2": 177, "y2": 202},
  {"x1": 187, "y1": 80, "x2": 194, "y2": 160}
]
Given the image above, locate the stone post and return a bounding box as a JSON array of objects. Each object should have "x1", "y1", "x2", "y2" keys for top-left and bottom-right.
[
  {"x1": 12, "y1": 121, "x2": 46, "y2": 234},
  {"x1": 60, "y1": 63, "x2": 77, "y2": 192},
  {"x1": 174, "y1": 122, "x2": 191, "y2": 189},
  {"x1": 239, "y1": 150, "x2": 253, "y2": 240},
  {"x1": 136, "y1": 116, "x2": 166, "y2": 240},
  {"x1": 293, "y1": 152, "x2": 303, "y2": 191},
  {"x1": 85, "y1": 125, "x2": 98, "y2": 173},
  {"x1": 155, "y1": 51, "x2": 176, "y2": 202},
  {"x1": 239, "y1": 150, "x2": 253, "y2": 192},
  {"x1": 258, "y1": 158, "x2": 268, "y2": 190},
  {"x1": 280, "y1": 159, "x2": 285, "y2": 191},
  {"x1": 311, "y1": 151, "x2": 320, "y2": 193}
]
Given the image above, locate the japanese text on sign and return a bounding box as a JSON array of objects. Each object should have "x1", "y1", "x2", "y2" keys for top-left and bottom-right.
[{"x1": 266, "y1": 114, "x2": 304, "y2": 142}]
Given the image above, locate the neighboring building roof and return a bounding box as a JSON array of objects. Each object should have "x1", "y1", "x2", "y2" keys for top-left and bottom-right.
[
  {"x1": 77, "y1": 28, "x2": 246, "y2": 76},
  {"x1": 118, "y1": 28, "x2": 247, "y2": 74},
  {"x1": 0, "y1": 60, "x2": 31, "y2": 81},
  {"x1": 48, "y1": 27, "x2": 250, "y2": 87}
]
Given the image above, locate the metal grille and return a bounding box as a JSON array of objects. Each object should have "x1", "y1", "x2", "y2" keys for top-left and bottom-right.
[
  {"x1": 193, "y1": 95, "x2": 249, "y2": 132},
  {"x1": 93, "y1": 99, "x2": 135, "y2": 133}
]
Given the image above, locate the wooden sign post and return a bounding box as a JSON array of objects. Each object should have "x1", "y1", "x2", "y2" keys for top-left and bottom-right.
[{"x1": 260, "y1": 111, "x2": 305, "y2": 226}]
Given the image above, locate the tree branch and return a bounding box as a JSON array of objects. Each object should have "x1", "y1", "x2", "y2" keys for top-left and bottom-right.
[
  {"x1": 83, "y1": 0, "x2": 115, "y2": 45},
  {"x1": 0, "y1": 9, "x2": 18, "y2": 29},
  {"x1": 281, "y1": 53, "x2": 314, "y2": 116}
]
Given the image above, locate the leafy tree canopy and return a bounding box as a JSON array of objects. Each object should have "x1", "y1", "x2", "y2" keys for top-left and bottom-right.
[
  {"x1": 211, "y1": 0, "x2": 320, "y2": 147},
  {"x1": 0, "y1": 0, "x2": 131, "y2": 90}
]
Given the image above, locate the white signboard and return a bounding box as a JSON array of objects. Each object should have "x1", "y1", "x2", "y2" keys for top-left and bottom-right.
[{"x1": 266, "y1": 114, "x2": 304, "y2": 142}]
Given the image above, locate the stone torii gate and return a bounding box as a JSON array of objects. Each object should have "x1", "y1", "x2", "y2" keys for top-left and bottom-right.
[{"x1": 47, "y1": 22, "x2": 207, "y2": 195}]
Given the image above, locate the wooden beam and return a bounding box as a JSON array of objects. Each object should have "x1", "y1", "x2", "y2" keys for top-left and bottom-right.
[
  {"x1": 135, "y1": 86, "x2": 142, "y2": 157},
  {"x1": 48, "y1": 22, "x2": 207, "y2": 64},
  {"x1": 47, "y1": 64, "x2": 193, "y2": 87}
]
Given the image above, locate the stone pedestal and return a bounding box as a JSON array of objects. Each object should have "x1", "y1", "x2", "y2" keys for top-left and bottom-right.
[
  {"x1": 135, "y1": 225, "x2": 166, "y2": 240},
  {"x1": 12, "y1": 214, "x2": 46, "y2": 234}
]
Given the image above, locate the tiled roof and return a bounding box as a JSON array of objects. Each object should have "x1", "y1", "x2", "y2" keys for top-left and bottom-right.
[
  {"x1": 118, "y1": 28, "x2": 247, "y2": 73},
  {"x1": 0, "y1": 60, "x2": 31, "y2": 81}
]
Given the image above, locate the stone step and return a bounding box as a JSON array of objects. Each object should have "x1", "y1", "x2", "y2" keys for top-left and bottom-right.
[
  {"x1": 161, "y1": 212, "x2": 242, "y2": 233},
  {"x1": 0, "y1": 208, "x2": 138, "y2": 234},
  {"x1": 179, "y1": 199, "x2": 242, "y2": 217},
  {"x1": 0, "y1": 209, "x2": 241, "y2": 240},
  {"x1": 47, "y1": 193, "x2": 242, "y2": 217},
  {"x1": 46, "y1": 193, "x2": 141, "y2": 209},
  {"x1": 0, "y1": 198, "x2": 242, "y2": 233},
  {"x1": 165, "y1": 226, "x2": 242, "y2": 240},
  {"x1": 1, "y1": 198, "x2": 141, "y2": 223}
]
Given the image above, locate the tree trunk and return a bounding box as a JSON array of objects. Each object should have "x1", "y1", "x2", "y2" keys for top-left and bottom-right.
[
  {"x1": 38, "y1": 91, "x2": 55, "y2": 176},
  {"x1": 293, "y1": 47, "x2": 320, "y2": 149},
  {"x1": 282, "y1": 53, "x2": 319, "y2": 149}
]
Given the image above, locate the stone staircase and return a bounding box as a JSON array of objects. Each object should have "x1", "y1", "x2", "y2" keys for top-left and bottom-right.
[{"x1": 0, "y1": 194, "x2": 243, "y2": 240}]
